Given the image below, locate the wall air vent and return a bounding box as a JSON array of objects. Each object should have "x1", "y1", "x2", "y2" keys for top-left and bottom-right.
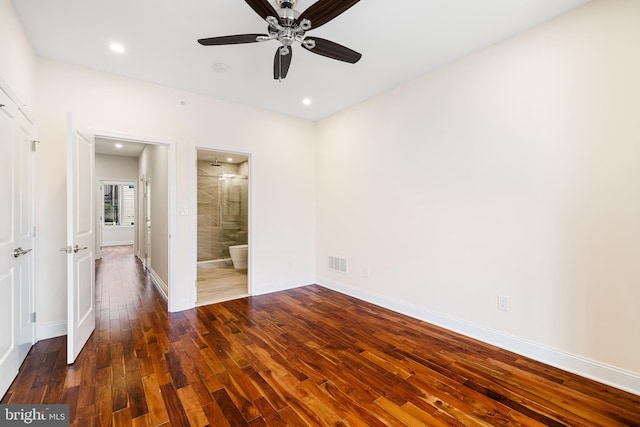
[{"x1": 328, "y1": 255, "x2": 348, "y2": 273}]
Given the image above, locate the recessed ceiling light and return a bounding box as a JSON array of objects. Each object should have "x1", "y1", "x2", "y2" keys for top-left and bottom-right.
[
  {"x1": 302, "y1": 98, "x2": 312, "y2": 106},
  {"x1": 115, "y1": 143, "x2": 123, "y2": 148},
  {"x1": 227, "y1": 157, "x2": 233, "y2": 162},
  {"x1": 110, "y1": 43, "x2": 125, "y2": 53}
]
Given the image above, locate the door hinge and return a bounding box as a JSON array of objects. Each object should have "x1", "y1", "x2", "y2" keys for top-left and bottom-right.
[
  {"x1": 30, "y1": 312, "x2": 36, "y2": 323},
  {"x1": 30, "y1": 140, "x2": 40, "y2": 152}
]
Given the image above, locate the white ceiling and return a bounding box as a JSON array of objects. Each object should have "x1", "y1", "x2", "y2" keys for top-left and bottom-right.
[
  {"x1": 13, "y1": 0, "x2": 590, "y2": 121},
  {"x1": 95, "y1": 137, "x2": 146, "y2": 157}
]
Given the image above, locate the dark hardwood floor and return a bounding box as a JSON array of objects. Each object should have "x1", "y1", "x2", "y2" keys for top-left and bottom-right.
[{"x1": 2, "y1": 246, "x2": 640, "y2": 426}]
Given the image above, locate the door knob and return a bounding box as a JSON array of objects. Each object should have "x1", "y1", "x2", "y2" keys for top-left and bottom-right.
[
  {"x1": 60, "y1": 245, "x2": 89, "y2": 254},
  {"x1": 13, "y1": 247, "x2": 33, "y2": 258}
]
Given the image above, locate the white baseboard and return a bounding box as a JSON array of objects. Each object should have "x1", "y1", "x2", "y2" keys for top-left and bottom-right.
[
  {"x1": 101, "y1": 241, "x2": 134, "y2": 247},
  {"x1": 317, "y1": 278, "x2": 640, "y2": 397},
  {"x1": 251, "y1": 277, "x2": 315, "y2": 297},
  {"x1": 148, "y1": 267, "x2": 168, "y2": 300},
  {"x1": 36, "y1": 321, "x2": 67, "y2": 341}
]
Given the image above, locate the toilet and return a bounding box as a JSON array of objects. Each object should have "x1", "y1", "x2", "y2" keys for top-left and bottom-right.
[{"x1": 229, "y1": 244, "x2": 248, "y2": 269}]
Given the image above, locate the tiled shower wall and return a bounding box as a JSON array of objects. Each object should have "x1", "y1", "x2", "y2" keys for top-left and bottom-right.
[{"x1": 197, "y1": 160, "x2": 249, "y2": 261}]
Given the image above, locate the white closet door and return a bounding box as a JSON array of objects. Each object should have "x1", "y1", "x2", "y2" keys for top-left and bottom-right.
[{"x1": 0, "y1": 88, "x2": 36, "y2": 397}]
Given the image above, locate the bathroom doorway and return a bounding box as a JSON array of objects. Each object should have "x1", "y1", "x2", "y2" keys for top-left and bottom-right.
[{"x1": 195, "y1": 149, "x2": 249, "y2": 305}]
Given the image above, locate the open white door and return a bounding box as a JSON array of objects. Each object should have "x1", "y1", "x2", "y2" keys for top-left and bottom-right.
[
  {"x1": 65, "y1": 113, "x2": 95, "y2": 364},
  {"x1": 0, "y1": 89, "x2": 36, "y2": 396}
]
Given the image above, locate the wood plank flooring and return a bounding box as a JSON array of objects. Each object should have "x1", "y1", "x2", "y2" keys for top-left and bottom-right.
[
  {"x1": 197, "y1": 262, "x2": 248, "y2": 306},
  {"x1": 2, "y1": 245, "x2": 640, "y2": 426}
]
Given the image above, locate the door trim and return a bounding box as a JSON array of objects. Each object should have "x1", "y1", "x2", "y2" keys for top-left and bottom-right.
[{"x1": 190, "y1": 145, "x2": 253, "y2": 307}]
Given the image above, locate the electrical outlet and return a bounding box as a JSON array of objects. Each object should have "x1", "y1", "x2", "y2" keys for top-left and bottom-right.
[
  {"x1": 363, "y1": 267, "x2": 370, "y2": 278},
  {"x1": 498, "y1": 295, "x2": 510, "y2": 312}
]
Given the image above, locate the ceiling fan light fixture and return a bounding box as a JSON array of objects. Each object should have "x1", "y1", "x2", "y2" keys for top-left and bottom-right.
[
  {"x1": 198, "y1": 0, "x2": 363, "y2": 80},
  {"x1": 299, "y1": 19, "x2": 312, "y2": 31},
  {"x1": 266, "y1": 16, "x2": 280, "y2": 27}
]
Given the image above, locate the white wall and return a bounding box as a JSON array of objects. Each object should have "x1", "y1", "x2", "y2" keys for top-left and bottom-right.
[
  {"x1": 33, "y1": 58, "x2": 317, "y2": 325},
  {"x1": 0, "y1": 0, "x2": 35, "y2": 108},
  {"x1": 316, "y1": 0, "x2": 640, "y2": 393}
]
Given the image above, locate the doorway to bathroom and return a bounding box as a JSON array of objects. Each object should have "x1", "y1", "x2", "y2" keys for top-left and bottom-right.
[{"x1": 195, "y1": 149, "x2": 249, "y2": 305}]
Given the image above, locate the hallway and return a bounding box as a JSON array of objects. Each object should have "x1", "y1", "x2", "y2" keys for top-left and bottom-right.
[{"x1": 2, "y1": 246, "x2": 640, "y2": 425}]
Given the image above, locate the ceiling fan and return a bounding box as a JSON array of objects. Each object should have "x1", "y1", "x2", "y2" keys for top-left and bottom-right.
[{"x1": 198, "y1": 0, "x2": 362, "y2": 80}]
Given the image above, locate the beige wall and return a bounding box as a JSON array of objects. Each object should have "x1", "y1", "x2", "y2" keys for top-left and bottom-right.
[
  {"x1": 96, "y1": 153, "x2": 139, "y2": 182},
  {"x1": 137, "y1": 144, "x2": 169, "y2": 292},
  {"x1": 316, "y1": 0, "x2": 640, "y2": 389}
]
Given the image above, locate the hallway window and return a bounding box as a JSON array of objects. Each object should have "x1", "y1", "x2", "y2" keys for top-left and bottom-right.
[{"x1": 104, "y1": 183, "x2": 135, "y2": 226}]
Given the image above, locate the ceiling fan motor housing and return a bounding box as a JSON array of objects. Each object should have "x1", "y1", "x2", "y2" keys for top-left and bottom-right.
[
  {"x1": 277, "y1": 0, "x2": 296, "y2": 8},
  {"x1": 277, "y1": 1, "x2": 301, "y2": 26}
]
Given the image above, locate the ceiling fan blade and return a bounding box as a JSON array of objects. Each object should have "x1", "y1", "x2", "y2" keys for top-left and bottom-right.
[
  {"x1": 274, "y1": 46, "x2": 293, "y2": 80},
  {"x1": 297, "y1": 0, "x2": 361, "y2": 29},
  {"x1": 198, "y1": 34, "x2": 267, "y2": 46},
  {"x1": 245, "y1": 0, "x2": 279, "y2": 21},
  {"x1": 303, "y1": 37, "x2": 361, "y2": 63}
]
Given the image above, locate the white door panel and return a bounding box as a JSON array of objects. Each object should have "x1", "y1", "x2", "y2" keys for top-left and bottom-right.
[
  {"x1": 75, "y1": 251, "x2": 93, "y2": 325},
  {"x1": 66, "y1": 113, "x2": 95, "y2": 364},
  {"x1": 0, "y1": 271, "x2": 17, "y2": 381},
  {"x1": 0, "y1": 89, "x2": 35, "y2": 397}
]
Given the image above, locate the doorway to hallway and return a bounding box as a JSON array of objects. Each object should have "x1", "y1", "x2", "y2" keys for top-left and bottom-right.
[{"x1": 94, "y1": 135, "x2": 172, "y2": 302}]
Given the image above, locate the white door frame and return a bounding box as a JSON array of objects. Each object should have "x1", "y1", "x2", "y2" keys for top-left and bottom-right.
[
  {"x1": 143, "y1": 176, "x2": 151, "y2": 271},
  {"x1": 92, "y1": 130, "x2": 176, "y2": 310},
  {"x1": 190, "y1": 145, "x2": 253, "y2": 306}
]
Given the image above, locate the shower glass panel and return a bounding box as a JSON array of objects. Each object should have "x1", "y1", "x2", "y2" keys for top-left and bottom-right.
[
  {"x1": 219, "y1": 174, "x2": 248, "y2": 258},
  {"x1": 196, "y1": 160, "x2": 248, "y2": 262}
]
